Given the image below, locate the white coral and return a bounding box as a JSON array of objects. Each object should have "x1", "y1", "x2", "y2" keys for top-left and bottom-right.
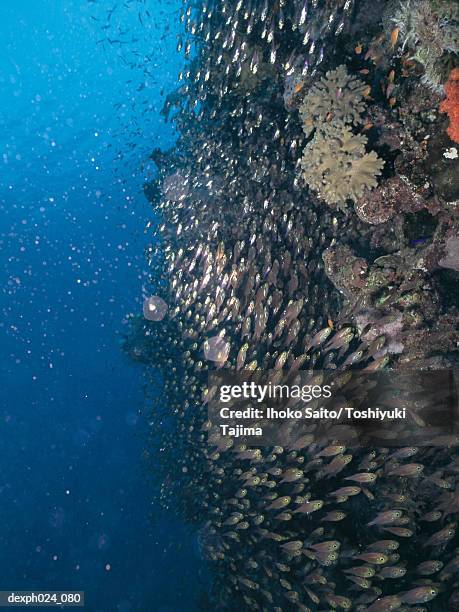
[
  {"x1": 299, "y1": 65, "x2": 367, "y2": 136},
  {"x1": 300, "y1": 125, "x2": 384, "y2": 208}
]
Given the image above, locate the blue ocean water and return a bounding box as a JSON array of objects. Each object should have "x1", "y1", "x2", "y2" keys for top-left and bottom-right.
[{"x1": 0, "y1": 2, "x2": 206, "y2": 610}]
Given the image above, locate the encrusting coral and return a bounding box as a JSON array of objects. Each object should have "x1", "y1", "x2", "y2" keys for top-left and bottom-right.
[{"x1": 440, "y1": 67, "x2": 459, "y2": 143}]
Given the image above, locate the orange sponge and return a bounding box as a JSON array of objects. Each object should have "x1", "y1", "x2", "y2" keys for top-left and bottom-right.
[{"x1": 440, "y1": 68, "x2": 459, "y2": 144}]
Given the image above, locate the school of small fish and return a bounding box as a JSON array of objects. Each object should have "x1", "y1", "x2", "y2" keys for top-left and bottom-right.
[{"x1": 123, "y1": 0, "x2": 459, "y2": 609}]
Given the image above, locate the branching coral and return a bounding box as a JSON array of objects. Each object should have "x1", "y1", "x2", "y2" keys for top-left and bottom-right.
[
  {"x1": 299, "y1": 65, "x2": 384, "y2": 208},
  {"x1": 300, "y1": 124, "x2": 384, "y2": 208},
  {"x1": 299, "y1": 65, "x2": 367, "y2": 136},
  {"x1": 440, "y1": 67, "x2": 459, "y2": 143},
  {"x1": 391, "y1": 0, "x2": 459, "y2": 90}
]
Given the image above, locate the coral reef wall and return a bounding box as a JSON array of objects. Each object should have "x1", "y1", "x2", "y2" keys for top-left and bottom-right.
[{"x1": 126, "y1": 0, "x2": 459, "y2": 609}]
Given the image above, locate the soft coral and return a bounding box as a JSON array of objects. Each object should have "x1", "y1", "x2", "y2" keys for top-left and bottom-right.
[{"x1": 440, "y1": 68, "x2": 459, "y2": 144}]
